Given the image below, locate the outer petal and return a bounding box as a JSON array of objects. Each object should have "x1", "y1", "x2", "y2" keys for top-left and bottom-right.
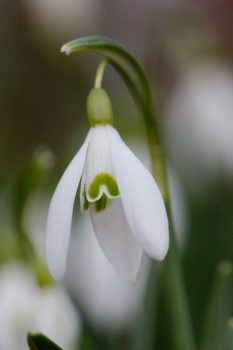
[
  {"x1": 91, "y1": 198, "x2": 142, "y2": 282},
  {"x1": 110, "y1": 128, "x2": 169, "y2": 261},
  {"x1": 46, "y1": 131, "x2": 91, "y2": 280}
]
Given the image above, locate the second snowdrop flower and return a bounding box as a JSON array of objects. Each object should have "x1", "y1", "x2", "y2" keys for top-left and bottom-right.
[{"x1": 46, "y1": 62, "x2": 169, "y2": 282}]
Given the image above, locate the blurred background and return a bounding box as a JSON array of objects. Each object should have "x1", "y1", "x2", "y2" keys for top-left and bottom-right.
[{"x1": 0, "y1": 0, "x2": 233, "y2": 349}]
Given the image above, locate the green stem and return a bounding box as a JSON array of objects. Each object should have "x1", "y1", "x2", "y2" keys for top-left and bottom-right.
[
  {"x1": 145, "y1": 109, "x2": 195, "y2": 350},
  {"x1": 134, "y1": 263, "x2": 160, "y2": 350},
  {"x1": 164, "y1": 212, "x2": 195, "y2": 350},
  {"x1": 94, "y1": 58, "x2": 108, "y2": 88},
  {"x1": 12, "y1": 150, "x2": 52, "y2": 286},
  {"x1": 201, "y1": 261, "x2": 233, "y2": 350},
  {"x1": 61, "y1": 35, "x2": 195, "y2": 350},
  {"x1": 135, "y1": 63, "x2": 195, "y2": 349}
]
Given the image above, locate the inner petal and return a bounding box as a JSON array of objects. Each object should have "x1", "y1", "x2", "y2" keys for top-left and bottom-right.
[{"x1": 83, "y1": 125, "x2": 120, "y2": 203}]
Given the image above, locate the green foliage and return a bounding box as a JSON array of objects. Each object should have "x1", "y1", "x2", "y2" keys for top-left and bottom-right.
[
  {"x1": 27, "y1": 333, "x2": 63, "y2": 350},
  {"x1": 201, "y1": 261, "x2": 233, "y2": 350}
]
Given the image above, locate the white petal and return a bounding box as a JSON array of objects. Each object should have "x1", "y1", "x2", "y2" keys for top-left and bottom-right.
[
  {"x1": 91, "y1": 198, "x2": 142, "y2": 282},
  {"x1": 84, "y1": 125, "x2": 119, "y2": 201},
  {"x1": 46, "y1": 131, "x2": 91, "y2": 280},
  {"x1": 110, "y1": 129, "x2": 169, "y2": 261}
]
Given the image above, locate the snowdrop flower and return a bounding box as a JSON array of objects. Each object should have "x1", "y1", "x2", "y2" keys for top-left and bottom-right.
[
  {"x1": 0, "y1": 264, "x2": 80, "y2": 350},
  {"x1": 46, "y1": 87, "x2": 169, "y2": 282},
  {"x1": 164, "y1": 64, "x2": 233, "y2": 191},
  {"x1": 24, "y1": 0, "x2": 102, "y2": 39}
]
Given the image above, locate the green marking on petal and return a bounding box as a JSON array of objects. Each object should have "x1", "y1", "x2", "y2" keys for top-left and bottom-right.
[
  {"x1": 88, "y1": 173, "x2": 119, "y2": 199},
  {"x1": 82, "y1": 190, "x2": 91, "y2": 212},
  {"x1": 94, "y1": 194, "x2": 108, "y2": 212}
]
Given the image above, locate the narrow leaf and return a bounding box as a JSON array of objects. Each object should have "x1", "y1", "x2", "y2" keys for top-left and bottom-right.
[
  {"x1": 200, "y1": 260, "x2": 233, "y2": 350},
  {"x1": 27, "y1": 332, "x2": 63, "y2": 350},
  {"x1": 164, "y1": 230, "x2": 196, "y2": 350}
]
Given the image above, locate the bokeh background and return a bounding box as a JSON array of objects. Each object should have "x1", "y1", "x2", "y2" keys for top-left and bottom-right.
[{"x1": 0, "y1": 0, "x2": 233, "y2": 349}]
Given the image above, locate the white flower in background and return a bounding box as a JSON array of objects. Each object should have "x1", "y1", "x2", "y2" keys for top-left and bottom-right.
[
  {"x1": 24, "y1": 0, "x2": 102, "y2": 39},
  {"x1": 164, "y1": 64, "x2": 233, "y2": 191},
  {"x1": 66, "y1": 216, "x2": 148, "y2": 333},
  {"x1": 0, "y1": 264, "x2": 80, "y2": 350},
  {"x1": 46, "y1": 87, "x2": 169, "y2": 282}
]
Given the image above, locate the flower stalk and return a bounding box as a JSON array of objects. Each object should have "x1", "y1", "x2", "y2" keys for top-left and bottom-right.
[
  {"x1": 59, "y1": 36, "x2": 195, "y2": 350},
  {"x1": 139, "y1": 83, "x2": 195, "y2": 350},
  {"x1": 94, "y1": 58, "x2": 109, "y2": 89}
]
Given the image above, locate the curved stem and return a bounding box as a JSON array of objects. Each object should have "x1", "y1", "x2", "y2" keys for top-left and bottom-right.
[
  {"x1": 61, "y1": 35, "x2": 195, "y2": 350},
  {"x1": 94, "y1": 58, "x2": 109, "y2": 88}
]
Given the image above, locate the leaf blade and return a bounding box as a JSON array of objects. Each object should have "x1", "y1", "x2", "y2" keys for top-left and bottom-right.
[{"x1": 27, "y1": 332, "x2": 63, "y2": 350}]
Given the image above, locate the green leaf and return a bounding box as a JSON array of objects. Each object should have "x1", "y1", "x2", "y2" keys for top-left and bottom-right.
[
  {"x1": 27, "y1": 332, "x2": 63, "y2": 350},
  {"x1": 164, "y1": 230, "x2": 196, "y2": 350},
  {"x1": 200, "y1": 260, "x2": 233, "y2": 350},
  {"x1": 133, "y1": 263, "x2": 160, "y2": 350}
]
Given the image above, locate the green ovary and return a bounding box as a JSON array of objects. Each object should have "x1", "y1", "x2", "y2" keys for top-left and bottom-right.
[{"x1": 88, "y1": 173, "x2": 119, "y2": 200}]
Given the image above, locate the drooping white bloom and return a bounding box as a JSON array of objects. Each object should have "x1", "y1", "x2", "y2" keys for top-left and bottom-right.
[
  {"x1": 0, "y1": 264, "x2": 80, "y2": 350},
  {"x1": 24, "y1": 0, "x2": 102, "y2": 39},
  {"x1": 46, "y1": 88, "x2": 169, "y2": 282}
]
